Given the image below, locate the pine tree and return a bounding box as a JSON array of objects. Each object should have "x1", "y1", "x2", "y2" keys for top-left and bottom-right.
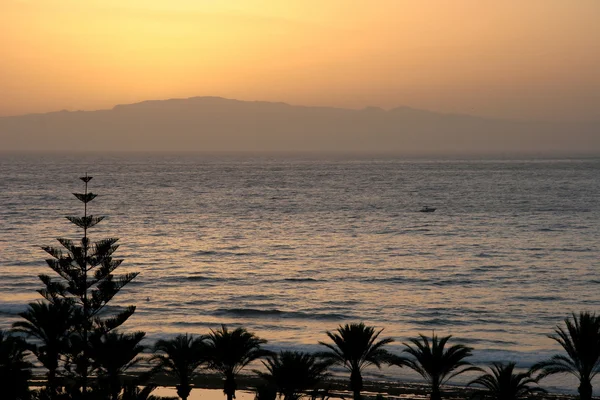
[{"x1": 38, "y1": 175, "x2": 140, "y2": 398}]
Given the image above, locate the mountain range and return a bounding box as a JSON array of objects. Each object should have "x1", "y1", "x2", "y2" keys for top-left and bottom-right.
[{"x1": 1, "y1": 96, "x2": 598, "y2": 155}]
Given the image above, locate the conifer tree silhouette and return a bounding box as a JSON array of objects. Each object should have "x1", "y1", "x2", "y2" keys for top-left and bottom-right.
[{"x1": 38, "y1": 175, "x2": 139, "y2": 398}]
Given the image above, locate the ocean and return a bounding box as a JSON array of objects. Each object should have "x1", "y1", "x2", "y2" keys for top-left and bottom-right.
[{"x1": 1, "y1": 153, "x2": 599, "y2": 393}]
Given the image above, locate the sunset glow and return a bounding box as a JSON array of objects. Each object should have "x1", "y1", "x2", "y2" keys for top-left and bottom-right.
[{"x1": 2, "y1": 0, "x2": 599, "y2": 120}]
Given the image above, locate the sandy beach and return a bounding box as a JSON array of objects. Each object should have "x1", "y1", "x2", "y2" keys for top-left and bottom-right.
[{"x1": 133, "y1": 372, "x2": 576, "y2": 400}]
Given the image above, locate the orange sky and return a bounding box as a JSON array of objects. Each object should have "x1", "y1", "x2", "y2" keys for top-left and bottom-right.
[{"x1": 1, "y1": 0, "x2": 599, "y2": 120}]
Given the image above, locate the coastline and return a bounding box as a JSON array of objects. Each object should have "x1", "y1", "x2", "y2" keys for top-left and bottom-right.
[{"x1": 123, "y1": 372, "x2": 576, "y2": 400}]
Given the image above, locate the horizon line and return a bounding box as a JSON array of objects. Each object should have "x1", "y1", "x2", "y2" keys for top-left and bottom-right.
[
  {"x1": 1, "y1": 149, "x2": 599, "y2": 160},
  {"x1": 0, "y1": 95, "x2": 583, "y2": 124}
]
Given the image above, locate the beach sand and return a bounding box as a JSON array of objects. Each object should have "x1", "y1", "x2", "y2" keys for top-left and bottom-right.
[
  {"x1": 152, "y1": 388, "x2": 255, "y2": 400},
  {"x1": 29, "y1": 372, "x2": 577, "y2": 400},
  {"x1": 141, "y1": 373, "x2": 575, "y2": 400}
]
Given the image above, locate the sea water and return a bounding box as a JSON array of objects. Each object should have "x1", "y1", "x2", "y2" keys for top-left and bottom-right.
[{"x1": 1, "y1": 154, "x2": 599, "y2": 393}]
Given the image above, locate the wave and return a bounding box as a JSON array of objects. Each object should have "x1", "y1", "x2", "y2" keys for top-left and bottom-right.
[
  {"x1": 418, "y1": 317, "x2": 471, "y2": 327},
  {"x1": 165, "y1": 275, "x2": 241, "y2": 282},
  {"x1": 323, "y1": 299, "x2": 361, "y2": 306},
  {"x1": 398, "y1": 228, "x2": 431, "y2": 234},
  {"x1": 362, "y1": 276, "x2": 428, "y2": 284},
  {"x1": 194, "y1": 250, "x2": 218, "y2": 256},
  {"x1": 425, "y1": 232, "x2": 457, "y2": 237},
  {"x1": 363, "y1": 276, "x2": 477, "y2": 287},
  {"x1": 471, "y1": 264, "x2": 514, "y2": 273},
  {"x1": 186, "y1": 275, "x2": 223, "y2": 281},
  {"x1": 227, "y1": 294, "x2": 273, "y2": 302},
  {"x1": 556, "y1": 247, "x2": 592, "y2": 252},
  {"x1": 211, "y1": 308, "x2": 350, "y2": 321},
  {"x1": 0, "y1": 303, "x2": 28, "y2": 316},
  {"x1": 475, "y1": 252, "x2": 494, "y2": 258},
  {"x1": 0, "y1": 280, "x2": 36, "y2": 288},
  {"x1": 172, "y1": 321, "x2": 217, "y2": 328},
  {"x1": 194, "y1": 249, "x2": 261, "y2": 257},
  {"x1": 513, "y1": 295, "x2": 564, "y2": 302},
  {"x1": 7, "y1": 260, "x2": 42, "y2": 267},
  {"x1": 283, "y1": 278, "x2": 319, "y2": 283},
  {"x1": 263, "y1": 277, "x2": 320, "y2": 284},
  {"x1": 271, "y1": 244, "x2": 295, "y2": 250}
]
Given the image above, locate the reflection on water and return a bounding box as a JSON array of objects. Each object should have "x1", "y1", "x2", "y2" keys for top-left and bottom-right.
[{"x1": 0, "y1": 154, "x2": 599, "y2": 393}]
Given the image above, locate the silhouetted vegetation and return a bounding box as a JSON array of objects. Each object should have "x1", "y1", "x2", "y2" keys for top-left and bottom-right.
[
  {"x1": 10, "y1": 176, "x2": 142, "y2": 399},
  {"x1": 256, "y1": 351, "x2": 331, "y2": 400},
  {"x1": 119, "y1": 383, "x2": 162, "y2": 400},
  {"x1": 398, "y1": 333, "x2": 478, "y2": 400},
  {"x1": 253, "y1": 383, "x2": 278, "y2": 400},
  {"x1": 13, "y1": 299, "x2": 75, "y2": 396},
  {"x1": 0, "y1": 330, "x2": 33, "y2": 400},
  {"x1": 318, "y1": 323, "x2": 396, "y2": 400},
  {"x1": 151, "y1": 334, "x2": 207, "y2": 400},
  {"x1": 468, "y1": 362, "x2": 544, "y2": 400},
  {"x1": 206, "y1": 325, "x2": 271, "y2": 400},
  {"x1": 89, "y1": 331, "x2": 146, "y2": 400},
  {"x1": 532, "y1": 312, "x2": 600, "y2": 400}
]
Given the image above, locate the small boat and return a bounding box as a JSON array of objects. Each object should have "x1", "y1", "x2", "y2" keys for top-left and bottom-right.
[{"x1": 419, "y1": 206, "x2": 436, "y2": 213}]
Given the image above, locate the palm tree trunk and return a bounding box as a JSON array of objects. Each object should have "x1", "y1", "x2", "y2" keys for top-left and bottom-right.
[
  {"x1": 578, "y1": 378, "x2": 592, "y2": 400},
  {"x1": 110, "y1": 373, "x2": 120, "y2": 400},
  {"x1": 225, "y1": 373, "x2": 237, "y2": 400},
  {"x1": 350, "y1": 368, "x2": 363, "y2": 400},
  {"x1": 47, "y1": 367, "x2": 57, "y2": 395},
  {"x1": 430, "y1": 377, "x2": 441, "y2": 400},
  {"x1": 177, "y1": 382, "x2": 191, "y2": 400}
]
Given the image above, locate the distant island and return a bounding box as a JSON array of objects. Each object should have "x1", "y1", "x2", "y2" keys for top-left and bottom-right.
[{"x1": 1, "y1": 96, "x2": 598, "y2": 155}]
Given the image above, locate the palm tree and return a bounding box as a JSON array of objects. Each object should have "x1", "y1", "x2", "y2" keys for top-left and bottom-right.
[
  {"x1": 257, "y1": 351, "x2": 331, "y2": 400},
  {"x1": 152, "y1": 334, "x2": 207, "y2": 400},
  {"x1": 0, "y1": 330, "x2": 33, "y2": 400},
  {"x1": 532, "y1": 312, "x2": 600, "y2": 400},
  {"x1": 12, "y1": 299, "x2": 76, "y2": 395},
  {"x1": 89, "y1": 330, "x2": 146, "y2": 400},
  {"x1": 468, "y1": 362, "x2": 545, "y2": 400},
  {"x1": 206, "y1": 325, "x2": 271, "y2": 400},
  {"x1": 318, "y1": 322, "x2": 395, "y2": 400},
  {"x1": 399, "y1": 333, "x2": 478, "y2": 400}
]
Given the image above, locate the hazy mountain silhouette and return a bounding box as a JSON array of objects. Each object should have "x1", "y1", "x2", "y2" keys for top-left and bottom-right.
[{"x1": 1, "y1": 96, "x2": 598, "y2": 155}]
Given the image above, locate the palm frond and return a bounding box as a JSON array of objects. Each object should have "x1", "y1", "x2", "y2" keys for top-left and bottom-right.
[
  {"x1": 534, "y1": 312, "x2": 600, "y2": 385},
  {"x1": 469, "y1": 362, "x2": 546, "y2": 400},
  {"x1": 402, "y1": 332, "x2": 474, "y2": 390},
  {"x1": 318, "y1": 322, "x2": 396, "y2": 398}
]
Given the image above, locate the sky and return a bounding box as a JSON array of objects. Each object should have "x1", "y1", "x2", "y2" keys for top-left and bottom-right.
[{"x1": 1, "y1": 0, "x2": 599, "y2": 121}]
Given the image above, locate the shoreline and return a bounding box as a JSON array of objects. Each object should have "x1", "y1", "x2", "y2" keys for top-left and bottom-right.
[{"x1": 120, "y1": 372, "x2": 577, "y2": 400}]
